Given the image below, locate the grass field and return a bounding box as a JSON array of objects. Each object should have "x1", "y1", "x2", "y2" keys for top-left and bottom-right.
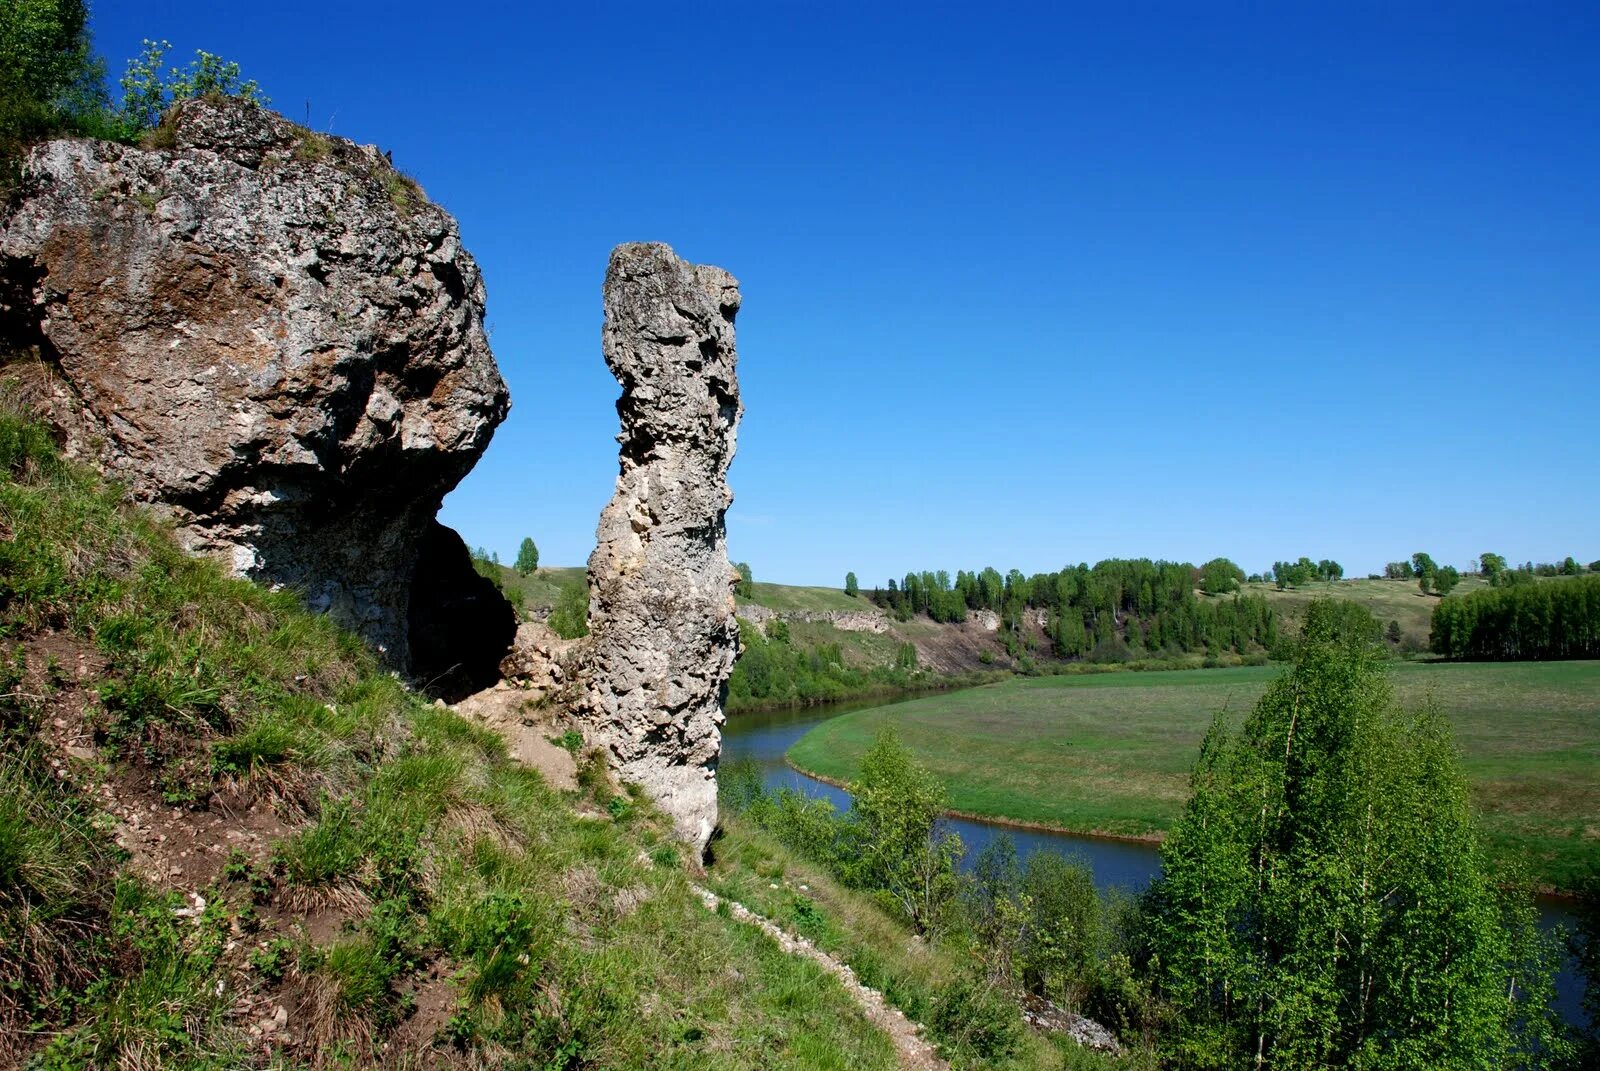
[{"x1": 787, "y1": 660, "x2": 1600, "y2": 891}]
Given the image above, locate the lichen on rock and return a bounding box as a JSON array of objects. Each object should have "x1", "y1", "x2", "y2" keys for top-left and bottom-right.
[
  {"x1": 0, "y1": 97, "x2": 513, "y2": 686},
  {"x1": 575, "y1": 241, "x2": 742, "y2": 857}
]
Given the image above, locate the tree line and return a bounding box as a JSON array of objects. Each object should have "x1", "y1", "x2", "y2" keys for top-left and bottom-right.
[
  {"x1": 862, "y1": 558, "x2": 1278, "y2": 661},
  {"x1": 1431, "y1": 574, "x2": 1600, "y2": 661},
  {"x1": 1266, "y1": 557, "x2": 1343, "y2": 587}
]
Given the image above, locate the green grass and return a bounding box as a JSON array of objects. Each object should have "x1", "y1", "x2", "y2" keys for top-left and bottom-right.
[
  {"x1": 788, "y1": 661, "x2": 1600, "y2": 891},
  {"x1": 740, "y1": 581, "x2": 868, "y2": 614},
  {"x1": 0, "y1": 408, "x2": 906, "y2": 1069},
  {"x1": 488, "y1": 563, "x2": 587, "y2": 613}
]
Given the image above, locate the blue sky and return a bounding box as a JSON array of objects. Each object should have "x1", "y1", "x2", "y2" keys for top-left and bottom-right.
[{"x1": 89, "y1": 2, "x2": 1598, "y2": 585}]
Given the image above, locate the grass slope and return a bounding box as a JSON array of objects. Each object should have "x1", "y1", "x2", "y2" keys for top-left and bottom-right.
[
  {"x1": 1242, "y1": 576, "x2": 1490, "y2": 644},
  {"x1": 788, "y1": 662, "x2": 1600, "y2": 891},
  {"x1": 489, "y1": 563, "x2": 586, "y2": 613},
  {"x1": 739, "y1": 582, "x2": 866, "y2": 614},
  {"x1": 0, "y1": 412, "x2": 899, "y2": 1070}
]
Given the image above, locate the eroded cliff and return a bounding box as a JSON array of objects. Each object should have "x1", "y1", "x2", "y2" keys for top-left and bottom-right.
[{"x1": 0, "y1": 97, "x2": 513, "y2": 688}]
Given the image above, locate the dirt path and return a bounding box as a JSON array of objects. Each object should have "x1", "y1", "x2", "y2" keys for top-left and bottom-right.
[{"x1": 691, "y1": 884, "x2": 949, "y2": 1071}]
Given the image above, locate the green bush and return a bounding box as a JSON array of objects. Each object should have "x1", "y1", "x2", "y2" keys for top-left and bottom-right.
[
  {"x1": 548, "y1": 581, "x2": 590, "y2": 639},
  {"x1": 928, "y1": 977, "x2": 1024, "y2": 1061},
  {"x1": 118, "y1": 39, "x2": 268, "y2": 132}
]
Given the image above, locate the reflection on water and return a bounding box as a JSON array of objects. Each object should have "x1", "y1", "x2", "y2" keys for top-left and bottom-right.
[{"x1": 722, "y1": 697, "x2": 1588, "y2": 1027}]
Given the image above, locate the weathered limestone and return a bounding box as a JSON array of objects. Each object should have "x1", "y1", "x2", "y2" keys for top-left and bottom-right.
[
  {"x1": 0, "y1": 97, "x2": 513, "y2": 684},
  {"x1": 575, "y1": 242, "x2": 742, "y2": 857},
  {"x1": 736, "y1": 603, "x2": 892, "y2": 637}
]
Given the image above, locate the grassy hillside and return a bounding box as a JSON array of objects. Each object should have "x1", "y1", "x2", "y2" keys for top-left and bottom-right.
[
  {"x1": 486, "y1": 563, "x2": 587, "y2": 613},
  {"x1": 0, "y1": 413, "x2": 912, "y2": 1070},
  {"x1": 739, "y1": 582, "x2": 866, "y2": 614},
  {"x1": 788, "y1": 661, "x2": 1600, "y2": 891},
  {"x1": 1240, "y1": 576, "x2": 1490, "y2": 645}
]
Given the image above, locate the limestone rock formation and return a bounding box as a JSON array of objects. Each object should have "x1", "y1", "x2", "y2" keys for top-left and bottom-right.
[
  {"x1": 0, "y1": 97, "x2": 512, "y2": 681},
  {"x1": 735, "y1": 603, "x2": 890, "y2": 638},
  {"x1": 576, "y1": 242, "x2": 742, "y2": 857}
]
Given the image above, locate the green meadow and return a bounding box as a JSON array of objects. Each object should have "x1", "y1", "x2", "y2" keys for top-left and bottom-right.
[{"x1": 787, "y1": 660, "x2": 1600, "y2": 891}]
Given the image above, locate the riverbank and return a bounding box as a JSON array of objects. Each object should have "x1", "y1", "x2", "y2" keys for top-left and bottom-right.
[
  {"x1": 783, "y1": 661, "x2": 1600, "y2": 895},
  {"x1": 723, "y1": 691, "x2": 1592, "y2": 1028},
  {"x1": 784, "y1": 758, "x2": 1167, "y2": 847}
]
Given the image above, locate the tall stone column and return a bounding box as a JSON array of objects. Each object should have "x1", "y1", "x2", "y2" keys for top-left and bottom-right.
[{"x1": 577, "y1": 242, "x2": 742, "y2": 857}]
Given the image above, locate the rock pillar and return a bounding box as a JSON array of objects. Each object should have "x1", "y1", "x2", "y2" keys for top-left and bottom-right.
[{"x1": 577, "y1": 242, "x2": 742, "y2": 857}]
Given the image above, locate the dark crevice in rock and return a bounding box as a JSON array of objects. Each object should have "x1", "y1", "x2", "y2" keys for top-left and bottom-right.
[{"x1": 407, "y1": 521, "x2": 516, "y2": 702}]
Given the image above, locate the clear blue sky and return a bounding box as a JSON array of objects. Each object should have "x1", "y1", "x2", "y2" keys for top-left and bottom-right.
[{"x1": 90, "y1": 2, "x2": 1599, "y2": 585}]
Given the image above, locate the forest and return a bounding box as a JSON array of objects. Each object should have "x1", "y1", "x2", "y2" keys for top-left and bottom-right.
[
  {"x1": 1430, "y1": 574, "x2": 1600, "y2": 661},
  {"x1": 866, "y1": 559, "x2": 1278, "y2": 660}
]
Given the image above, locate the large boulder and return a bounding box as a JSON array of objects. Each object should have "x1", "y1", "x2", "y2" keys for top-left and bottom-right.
[
  {"x1": 575, "y1": 242, "x2": 742, "y2": 857},
  {"x1": 0, "y1": 98, "x2": 512, "y2": 680}
]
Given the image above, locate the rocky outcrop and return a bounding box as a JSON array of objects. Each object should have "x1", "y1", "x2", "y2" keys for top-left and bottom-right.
[
  {"x1": 735, "y1": 603, "x2": 891, "y2": 637},
  {"x1": 0, "y1": 98, "x2": 512, "y2": 681},
  {"x1": 1021, "y1": 997, "x2": 1121, "y2": 1054},
  {"x1": 575, "y1": 242, "x2": 741, "y2": 857},
  {"x1": 498, "y1": 621, "x2": 573, "y2": 705},
  {"x1": 971, "y1": 609, "x2": 1001, "y2": 632}
]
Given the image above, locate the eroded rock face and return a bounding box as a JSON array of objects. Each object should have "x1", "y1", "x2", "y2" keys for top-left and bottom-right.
[
  {"x1": 0, "y1": 98, "x2": 512, "y2": 679},
  {"x1": 576, "y1": 242, "x2": 742, "y2": 857}
]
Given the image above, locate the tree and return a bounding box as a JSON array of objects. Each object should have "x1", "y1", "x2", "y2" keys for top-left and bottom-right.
[
  {"x1": 1199, "y1": 557, "x2": 1244, "y2": 595},
  {"x1": 1412, "y1": 551, "x2": 1438, "y2": 596},
  {"x1": 1430, "y1": 574, "x2": 1600, "y2": 660},
  {"x1": 1146, "y1": 600, "x2": 1566, "y2": 1068},
  {"x1": 734, "y1": 562, "x2": 754, "y2": 599},
  {"x1": 1480, "y1": 552, "x2": 1508, "y2": 582},
  {"x1": 0, "y1": 0, "x2": 96, "y2": 163},
  {"x1": 844, "y1": 571, "x2": 859, "y2": 598},
  {"x1": 1384, "y1": 561, "x2": 1415, "y2": 580},
  {"x1": 1433, "y1": 563, "x2": 1461, "y2": 597},
  {"x1": 1386, "y1": 619, "x2": 1403, "y2": 645},
  {"x1": 515, "y1": 537, "x2": 539, "y2": 576},
  {"x1": 841, "y1": 729, "x2": 962, "y2": 934}
]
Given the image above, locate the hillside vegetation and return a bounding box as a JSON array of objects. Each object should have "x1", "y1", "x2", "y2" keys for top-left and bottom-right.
[
  {"x1": 729, "y1": 603, "x2": 1579, "y2": 1068},
  {"x1": 0, "y1": 411, "x2": 912, "y2": 1069}
]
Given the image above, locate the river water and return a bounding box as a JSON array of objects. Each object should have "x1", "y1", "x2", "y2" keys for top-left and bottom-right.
[{"x1": 722, "y1": 697, "x2": 1588, "y2": 1028}]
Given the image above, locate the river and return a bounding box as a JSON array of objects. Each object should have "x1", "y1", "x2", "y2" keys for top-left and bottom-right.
[{"x1": 722, "y1": 697, "x2": 1589, "y2": 1028}]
